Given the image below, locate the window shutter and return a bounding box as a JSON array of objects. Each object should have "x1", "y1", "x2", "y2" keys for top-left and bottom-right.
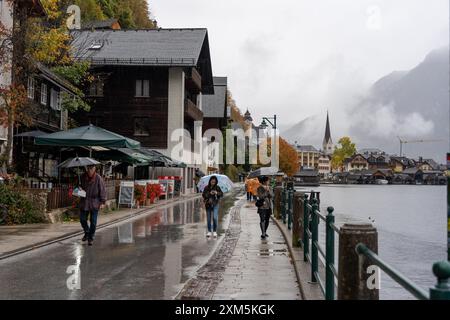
[{"x1": 143, "y1": 80, "x2": 150, "y2": 97}]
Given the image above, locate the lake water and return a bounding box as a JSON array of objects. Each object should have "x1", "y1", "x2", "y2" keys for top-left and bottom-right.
[{"x1": 295, "y1": 184, "x2": 447, "y2": 300}]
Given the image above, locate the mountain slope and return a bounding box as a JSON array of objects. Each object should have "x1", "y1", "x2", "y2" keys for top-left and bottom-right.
[{"x1": 282, "y1": 47, "x2": 449, "y2": 162}]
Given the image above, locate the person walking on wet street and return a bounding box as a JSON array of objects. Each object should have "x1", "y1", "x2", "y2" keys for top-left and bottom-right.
[
  {"x1": 202, "y1": 176, "x2": 223, "y2": 238},
  {"x1": 79, "y1": 165, "x2": 106, "y2": 246},
  {"x1": 256, "y1": 176, "x2": 273, "y2": 239}
]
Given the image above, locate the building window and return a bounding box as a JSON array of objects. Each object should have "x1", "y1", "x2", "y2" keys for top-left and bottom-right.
[
  {"x1": 27, "y1": 77, "x2": 35, "y2": 99},
  {"x1": 89, "y1": 80, "x2": 104, "y2": 97},
  {"x1": 40, "y1": 83, "x2": 47, "y2": 105},
  {"x1": 134, "y1": 117, "x2": 150, "y2": 136},
  {"x1": 50, "y1": 89, "x2": 61, "y2": 110},
  {"x1": 135, "y1": 79, "x2": 150, "y2": 97}
]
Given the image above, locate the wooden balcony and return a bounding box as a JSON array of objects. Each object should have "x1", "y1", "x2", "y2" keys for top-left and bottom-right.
[
  {"x1": 184, "y1": 98, "x2": 203, "y2": 121},
  {"x1": 185, "y1": 67, "x2": 202, "y2": 93}
]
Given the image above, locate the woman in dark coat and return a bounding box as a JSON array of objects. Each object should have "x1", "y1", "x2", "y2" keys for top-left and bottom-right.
[
  {"x1": 202, "y1": 176, "x2": 223, "y2": 238},
  {"x1": 256, "y1": 176, "x2": 273, "y2": 239}
]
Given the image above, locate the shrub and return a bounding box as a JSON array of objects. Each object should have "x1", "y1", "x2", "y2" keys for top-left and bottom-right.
[
  {"x1": 224, "y1": 165, "x2": 239, "y2": 182},
  {"x1": 0, "y1": 184, "x2": 47, "y2": 225}
]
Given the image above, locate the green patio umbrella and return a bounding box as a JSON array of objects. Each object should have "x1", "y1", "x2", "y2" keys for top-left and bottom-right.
[
  {"x1": 94, "y1": 148, "x2": 154, "y2": 165},
  {"x1": 35, "y1": 124, "x2": 141, "y2": 149},
  {"x1": 139, "y1": 148, "x2": 187, "y2": 168}
]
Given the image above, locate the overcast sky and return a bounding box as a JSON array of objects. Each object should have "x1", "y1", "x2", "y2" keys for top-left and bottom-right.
[{"x1": 150, "y1": 0, "x2": 448, "y2": 133}]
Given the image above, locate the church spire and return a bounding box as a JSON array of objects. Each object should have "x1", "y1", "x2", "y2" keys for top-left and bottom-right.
[
  {"x1": 323, "y1": 111, "x2": 333, "y2": 155},
  {"x1": 323, "y1": 110, "x2": 332, "y2": 145}
]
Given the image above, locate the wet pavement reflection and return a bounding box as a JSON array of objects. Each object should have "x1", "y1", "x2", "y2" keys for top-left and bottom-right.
[{"x1": 0, "y1": 191, "x2": 240, "y2": 300}]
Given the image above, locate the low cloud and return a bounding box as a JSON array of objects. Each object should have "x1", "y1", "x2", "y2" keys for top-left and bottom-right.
[{"x1": 351, "y1": 102, "x2": 435, "y2": 139}]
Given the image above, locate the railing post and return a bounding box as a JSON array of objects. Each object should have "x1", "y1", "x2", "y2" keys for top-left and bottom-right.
[
  {"x1": 273, "y1": 186, "x2": 283, "y2": 219},
  {"x1": 303, "y1": 194, "x2": 309, "y2": 262},
  {"x1": 287, "y1": 189, "x2": 293, "y2": 230},
  {"x1": 338, "y1": 223, "x2": 379, "y2": 300},
  {"x1": 281, "y1": 188, "x2": 286, "y2": 223},
  {"x1": 292, "y1": 192, "x2": 304, "y2": 248},
  {"x1": 429, "y1": 261, "x2": 450, "y2": 300},
  {"x1": 325, "y1": 207, "x2": 335, "y2": 300},
  {"x1": 283, "y1": 188, "x2": 288, "y2": 224},
  {"x1": 311, "y1": 198, "x2": 319, "y2": 283}
]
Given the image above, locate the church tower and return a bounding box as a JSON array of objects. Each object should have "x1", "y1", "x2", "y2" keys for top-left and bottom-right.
[{"x1": 323, "y1": 111, "x2": 333, "y2": 155}]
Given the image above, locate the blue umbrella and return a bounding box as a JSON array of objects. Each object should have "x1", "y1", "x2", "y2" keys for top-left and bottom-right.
[{"x1": 197, "y1": 174, "x2": 234, "y2": 193}]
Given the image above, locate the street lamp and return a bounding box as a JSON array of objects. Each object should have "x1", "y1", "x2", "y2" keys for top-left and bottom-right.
[
  {"x1": 259, "y1": 115, "x2": 277, "y2": 130},
  {"x1": 259, "y1": 115, "x2": 278, "y2": 170}
]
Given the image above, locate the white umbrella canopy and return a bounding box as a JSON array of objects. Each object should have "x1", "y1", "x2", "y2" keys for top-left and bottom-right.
[
  {"x1": 58, "y1": 157, "x2": 100, "y2": 185},
  {"x1": 58, "y1": 157, "x2": 100, "y2": 168},
  {"x1": 197, "y1": 174, "x2": 234, "y2": 193}
]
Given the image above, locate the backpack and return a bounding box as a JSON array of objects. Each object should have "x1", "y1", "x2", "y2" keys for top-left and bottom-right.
[{"x1": 255, "y1": 198, "x2": 265, "y2": 208}]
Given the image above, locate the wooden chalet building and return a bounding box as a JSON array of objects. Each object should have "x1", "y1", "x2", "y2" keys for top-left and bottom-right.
[
  {"x1": 14, "y1": 63, "x2": 78, "y2": 182},
  {"x1": 71, "y1": 28, "x2": 214, "y2": 194},
  {"x1": 202, "y1": 77, "x2": 229, "y2": 134},
  {"x1": 344, "y1": 153, "x2": 369, "y2": 172},
  {"x1": 201, "y1": 76, "x2": 229, "y2": 173}
]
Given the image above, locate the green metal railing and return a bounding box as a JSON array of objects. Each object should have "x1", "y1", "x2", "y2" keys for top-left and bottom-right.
[
  {"x1": 303, "y1": 194, "x2": 339, "y2": 300},
  {"x1": 356, "y1": 243, "x2": 450, "y2": 300},
  {"x1": 275, "y1": 184, "x2": 450, "y2": 300},
  {"x1": 281, "y1": 187, "x2": 294, "y2": 228}
]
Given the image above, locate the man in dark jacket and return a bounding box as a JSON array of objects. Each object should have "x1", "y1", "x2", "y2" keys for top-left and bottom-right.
[{"x1": 79, "y1": 165, "x2": 106, "y2": 246}]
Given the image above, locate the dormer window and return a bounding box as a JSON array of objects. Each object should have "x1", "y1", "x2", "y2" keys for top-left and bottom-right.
[{"x1": 89, "y1": 41, "x2": 103, "y2": 50}]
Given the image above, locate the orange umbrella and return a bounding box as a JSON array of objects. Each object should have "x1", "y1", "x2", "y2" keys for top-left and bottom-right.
[{"x1": 246, "y1": 178, "x2": 261, "y2": 196}]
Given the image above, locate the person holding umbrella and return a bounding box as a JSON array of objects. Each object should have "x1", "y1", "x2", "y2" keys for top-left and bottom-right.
[
  {"x1": 202, "y1": 176, "x2": 224, "y2": 238},
  {"x1": 79, "y1": 165, "x2": 106, "y2": 246}
]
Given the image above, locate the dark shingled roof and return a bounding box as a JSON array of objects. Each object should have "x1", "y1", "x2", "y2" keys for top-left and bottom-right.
[
  {"x1": 36, "y1": 63, "x2": 78, "y2": 95},
  {"x1": 296, "y1": 145, "x2": 319, "y2": 152},
  {"x1": 202, "y1": 77, "x2": 227, "y2": 118},
  {"x1": 82, "y1": 19, "x2": 120, "y2": 30},
  {"x1": 72, "y1": 29, "x2": 207, "y2": 66},
  {"x1": 403, "y1": 168, "x2": 423, "y2": 174},
  {"x1": 294, "y1": 169, "x2": 319, "y2": 177},
  {"x1": 70, "y1": 28, "x2": 214, "y2": 93}
]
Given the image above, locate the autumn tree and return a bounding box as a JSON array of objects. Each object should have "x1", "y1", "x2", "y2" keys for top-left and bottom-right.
[
  {"x1": 0, "y1": 85, "x2": 30, "y2": 167},
  {"x1": 278, "y1": 137, "x2": 299, "y2": 177},
  {"x1": 256, "y1": 136, "x2": 298, "y2": 177},
  {"x1": 331, "y1": 136, "x2": 357, "y2": 171},
  {"x1": 0, "y1": 0, "x2": 92, "y2": 167},
  {"x1": 74, "y1": 0, "x2": 105, "y2": 23},
  {"x1": 76, "y1": 0, "x2": 157, "y2": 29},
  {"x1": 228, "y1": 90, "x2": 250, "y2": 131}
]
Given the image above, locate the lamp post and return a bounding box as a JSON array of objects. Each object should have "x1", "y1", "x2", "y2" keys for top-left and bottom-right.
[{"x1": 259, "y1": 115, "x2": 278, "y2": 170}]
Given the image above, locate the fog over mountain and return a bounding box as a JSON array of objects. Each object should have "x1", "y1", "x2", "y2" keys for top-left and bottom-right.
[{"x1": 282, "y1": 46, "x2": 449, "y2": 163}]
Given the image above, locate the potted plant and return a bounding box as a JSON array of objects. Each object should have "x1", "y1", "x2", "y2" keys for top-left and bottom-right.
[
  {"x1": 145, "y1": 184, "x2": 152, "y2": 206},
  {"x1": 134, "y1": 184, "x2": 145, "y2": 207},
  {"x1": 147, "y1": 183, "x2": 162, "y2": 204}
]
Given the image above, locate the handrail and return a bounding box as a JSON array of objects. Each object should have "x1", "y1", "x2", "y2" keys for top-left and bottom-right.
[
  {"x1": 355, "y1": 243, "x2": 429, "y2": 300},
  {"x1": 303, "y1": 194, "x2": 339, "y2": 300},
  {"x1": 277, "y1": 185, "x2": 450, "y2": 300}
]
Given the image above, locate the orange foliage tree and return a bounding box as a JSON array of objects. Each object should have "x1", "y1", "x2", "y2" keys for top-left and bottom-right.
[
  {"x1": 258, "y1": 136, "x2": 299, "y2": 177},
  {"x1": 278, "y1": 137, "x2": 299, "y2": 177}
]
